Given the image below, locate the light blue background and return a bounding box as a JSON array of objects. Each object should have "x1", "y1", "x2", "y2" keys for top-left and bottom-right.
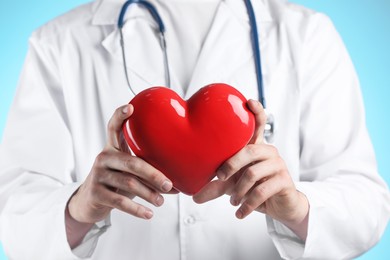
[{"x1": 0, "y1": 0, "x2": 388, "y2": 259}]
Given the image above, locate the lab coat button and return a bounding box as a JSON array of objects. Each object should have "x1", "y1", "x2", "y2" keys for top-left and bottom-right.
[{"x1": 184, "y1": 215, "x2": 196, "y2": 225}]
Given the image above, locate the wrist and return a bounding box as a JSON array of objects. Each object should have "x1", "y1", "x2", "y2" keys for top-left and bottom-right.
[
  {"x1": 281, "y1": 191, "x2": 309, "y2": 241},
  {"x1": 67, "y1": 193, "x2": 82, "y2": 222},
  {"x1": 65, "y1": 196, "x2": 94, "y2": 249}
]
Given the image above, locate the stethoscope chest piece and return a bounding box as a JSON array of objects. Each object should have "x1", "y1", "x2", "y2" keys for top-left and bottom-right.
[{"x1": 264, "y1": 113, "x2": 275, "y2": 143}]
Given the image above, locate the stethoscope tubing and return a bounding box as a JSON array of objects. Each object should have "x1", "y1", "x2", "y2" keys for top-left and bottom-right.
[{"x1": 118, "y1": 0, "x2": 171, "y2": 96}]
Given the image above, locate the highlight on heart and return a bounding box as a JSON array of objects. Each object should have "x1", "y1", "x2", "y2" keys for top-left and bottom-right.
[{"x1": 122, "y1": 83, "x2": 255, "y2": 195}]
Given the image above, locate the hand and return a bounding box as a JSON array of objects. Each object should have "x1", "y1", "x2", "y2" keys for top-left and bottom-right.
[
  {"x1": 193, "y1": 100, "x2": 309, "y2": 239},
  {"x1": 68, "y1": 104, "x2": 175, "y2": 224}
]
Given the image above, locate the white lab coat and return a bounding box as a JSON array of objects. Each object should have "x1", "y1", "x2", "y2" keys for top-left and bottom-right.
[{"x1": 0, "y1": 0, "x2": 389, "y2": 259}]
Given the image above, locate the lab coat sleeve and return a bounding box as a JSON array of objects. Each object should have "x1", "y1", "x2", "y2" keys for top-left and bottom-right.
[
  {"x1": 266, "y1": 13, "x2": 390, "y2": 259},
  {"x1": 0, "y1": 34, "x2": 109, "y2": 259}
]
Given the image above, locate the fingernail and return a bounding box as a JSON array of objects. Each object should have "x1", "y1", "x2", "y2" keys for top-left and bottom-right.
[
  {"x1": 122, "y1": 105, "x2": 129, "y2": 114},
  {"x1": 217, "y1": 170, "x2": 226, "y2": 181},
  {"x1": 155, "y1": 195, "x2": 164, "y2": 206},
  {"x1": 162, "y1": 180, "x2": 173, "y2": 192},
  {"x1": 230, "y1": 196, "x2": 238, "y2": 206},
  {"x1": 144, "y1": 209, "x2": 154, "y2": 219},
  {"x1": 192, "y1": 195, "x2": 201, "y2": 204},
  {"x1": 236, "y1": 209, "x2": 244, "y2": 219}
]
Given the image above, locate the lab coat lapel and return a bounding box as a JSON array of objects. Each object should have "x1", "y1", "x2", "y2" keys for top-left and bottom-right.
[
  {"x1": 101, "y1": 4, "x2": 166, "y2": 94},
  {"x1": 185, "y1": 0, "x2": 273, "y2": 100}
]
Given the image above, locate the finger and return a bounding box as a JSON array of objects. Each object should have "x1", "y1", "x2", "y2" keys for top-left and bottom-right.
[
  {"x1": 98, "y1": 171, "x2": 164, "y2": 207},
  {"x1": 247, "y1": 99, "x2": 267, "y2": 144},
  {"x1": 229, "y1": 160, "x2": 278, "y2": 206},
  {"x1": 95, "y1": 150, "x2": 173, "y2": 192},
  {"x1": 193, "y1": 179, "x2": 233, "y2": 204},
  {"x1": 96, "y1": 186, "x2": 154, "y2": 219},
  {"x1": 217, "y1": 144, "x2": 278, "y2": 181},
  {"x1": 119, "y1": 131, "x2": 131, "y2": 153},
  {"x1": 236, "y1": 175, "x2": 284, "y2": 219},
  {"x1": 107, "y1": 104, "x2": 134, "y2": 150}
]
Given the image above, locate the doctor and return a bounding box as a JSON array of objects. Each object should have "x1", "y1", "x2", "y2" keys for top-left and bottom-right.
[{"x1": 0, "y1": 0, "x2": 389, "y2": 259}]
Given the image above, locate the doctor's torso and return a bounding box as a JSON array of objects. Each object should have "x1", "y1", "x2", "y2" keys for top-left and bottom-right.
[{"x1": 23, "y1": 0, "x2": 314, "y2": 259}]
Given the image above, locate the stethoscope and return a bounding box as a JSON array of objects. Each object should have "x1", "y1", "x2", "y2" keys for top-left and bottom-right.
[{"x1": 118, "y1": 0, "x2": 275, "y2": 141}]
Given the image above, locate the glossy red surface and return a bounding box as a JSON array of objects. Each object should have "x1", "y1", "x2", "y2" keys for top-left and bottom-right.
[{"x1": 122, "y1": 83, "x2": 255, "y2": 195}]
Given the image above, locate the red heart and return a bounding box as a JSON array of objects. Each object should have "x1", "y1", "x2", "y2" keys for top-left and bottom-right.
[{"x1": 122, "y1": 83, "x2": 255, "y2": 195}]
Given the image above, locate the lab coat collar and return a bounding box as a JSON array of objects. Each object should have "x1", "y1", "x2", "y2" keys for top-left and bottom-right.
[{"x1": 92, "y1": 0, "x2": 273, "y2": 25}]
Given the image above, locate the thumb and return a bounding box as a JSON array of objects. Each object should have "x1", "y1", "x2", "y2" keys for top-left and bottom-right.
[
  {"x1": 247, "y1": 99, "x2": 267, "y2": 144},
  {"x1": 107, "y1": 104, "x2": 134, "y2": 150}
]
